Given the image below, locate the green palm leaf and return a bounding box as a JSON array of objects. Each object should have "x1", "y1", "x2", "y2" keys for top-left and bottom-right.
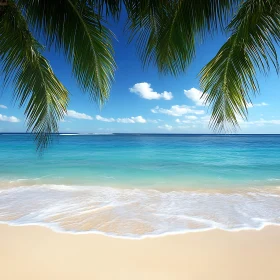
[
  {"x1": 200, "y1": 0, "x2": 280, "y2": 131},
  {"x1": 18, "y1": 0, "x2": 116, "y2": 105},
  {"x1": 0, "y1": 1, "x2": 69, "y2": 151},
  {"x1": 90, "y1": 0, "x2": 122, "y2": 19},
  {"x1": 126, "y1": 0, "x2": 240, "y2": 75}
]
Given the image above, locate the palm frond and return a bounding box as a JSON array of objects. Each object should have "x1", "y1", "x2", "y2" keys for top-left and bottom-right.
[
  {"x1": 0, "y1": 1, "x2": 69, "y2": 151},
  {"x1": 125, "y1": 0, "x2": 240, "y2": 76},
  {"x1": 200, "y1": 0, "x2": 280, "y2": 131},
  {"x1": 88, "y1": 0, "x2": 122, "y2": 19},
  {"x1": 18, "y1": 0, "x2": 116, "y2": 105}
]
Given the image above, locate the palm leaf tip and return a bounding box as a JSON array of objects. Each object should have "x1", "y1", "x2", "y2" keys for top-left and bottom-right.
[
  {"x1": 200, "y1": 0, "x2": 280, "y2": 132},
  {"x1": 125, "y1": 0, "x2": 240, "y2": 76},
  {"x1": 0, "y1": 1, "x2": 69, "y2": 151}
]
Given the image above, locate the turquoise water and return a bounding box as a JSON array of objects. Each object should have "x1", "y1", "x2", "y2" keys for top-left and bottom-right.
[
  {"x1": 1, "y1": 134, "x2": 280, "y2": 188},
  {"x1": 0, "y1": 134, "x2": 280, "y2": 237}
]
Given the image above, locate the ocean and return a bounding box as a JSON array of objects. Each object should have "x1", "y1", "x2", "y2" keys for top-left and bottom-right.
[{"x1": 0, "y1": 133, "x2": 280, "y2": 238}]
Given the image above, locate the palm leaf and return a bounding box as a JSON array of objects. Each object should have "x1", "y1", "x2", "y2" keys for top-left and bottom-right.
[
  {"x1": 18, "y1": 0, "x2": 116, "y2": 105},
  {"x1": 89, "y1": 0, "x2": 122, "y2": 19},
  {"x1": 200, "y1": 0, "x2": 280, "y2": 131},
  {"x1": 125, "y1": 0, "x2": 240, "y2": 75},
  {"x1": 0, "y1": 1, "x2": 69, "y2": 151}
]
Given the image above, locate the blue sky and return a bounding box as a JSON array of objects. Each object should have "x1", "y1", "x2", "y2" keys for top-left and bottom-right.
[{"x1": 1, "y1": 15, "x2": 280, "y2": 134}]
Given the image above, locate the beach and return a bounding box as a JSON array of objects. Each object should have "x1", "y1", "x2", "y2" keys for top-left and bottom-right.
[
  {"x1": 1, "y1": 224, "x2": 280, "y2": 280},
  {"x1": 1, "y1": 0, "x2": 280, "y2": 275},
  {"x1": 1, "y1": 134, "x2": 280, "y2": 279}
]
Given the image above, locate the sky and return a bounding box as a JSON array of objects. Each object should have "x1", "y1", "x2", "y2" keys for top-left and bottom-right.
[{"x1": 1, "y1": 13, "x2": 280, "y2": 134}]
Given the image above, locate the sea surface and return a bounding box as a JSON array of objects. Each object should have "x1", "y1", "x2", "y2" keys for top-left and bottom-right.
[{"x1": 0, "y1": 133, "x2": 280, "y2": 238}]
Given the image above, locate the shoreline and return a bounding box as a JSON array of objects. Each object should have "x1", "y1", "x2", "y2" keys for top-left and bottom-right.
[
  {"x1": 1, "y1": 220, "x2": 280, "y2": 240},
  {"x1": 2, "y1": 179, "x2": 280, "y2": 191},
  {"x1": 1, "y1": 184, "x2": 280, "y2": 237},
  {"x1": 1, "y1": 224, "x2": 280, "y2": 280}
]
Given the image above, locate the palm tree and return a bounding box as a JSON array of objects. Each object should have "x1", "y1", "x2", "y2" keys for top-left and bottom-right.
[{"x1": 0, "y1": 1, "x2": 279, "y2": 150}]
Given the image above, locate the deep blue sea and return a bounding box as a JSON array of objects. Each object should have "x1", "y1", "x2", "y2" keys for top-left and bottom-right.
[{"x1": 0, "y1": 134, "x2": 280, "y2": 238}]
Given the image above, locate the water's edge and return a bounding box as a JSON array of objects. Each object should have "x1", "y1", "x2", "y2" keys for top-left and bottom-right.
[
  {"x1": 1, "y1": 184, "x2": 279, "y2": 239},
  {"x1": 1, "y1": 220, "x2": 279, "y2": 240}
]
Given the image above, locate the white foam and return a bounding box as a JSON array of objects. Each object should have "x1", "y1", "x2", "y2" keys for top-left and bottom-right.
[{"x1": 0, "y1": 185, "x2": 280, "y2": 238}]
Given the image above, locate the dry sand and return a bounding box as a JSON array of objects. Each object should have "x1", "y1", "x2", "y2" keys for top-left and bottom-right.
[{"x1": 0, "y1": 224, "x2": 280, "y2": 280}]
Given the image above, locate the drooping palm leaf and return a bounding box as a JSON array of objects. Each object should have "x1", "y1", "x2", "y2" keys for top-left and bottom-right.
[
  {"x1": 89, "y1": 0, "x2": 122, "y2": 19},
  {"x1": 0, "y1": 1, "x2": 69, "y2": 150},
  {"x1": 200, "y1": 0, "x2": 280, "y2": 131},
  {"x1": 126, "y1": 0, "x2": 240, "y2": 75},
  {"x1": 18, "y1": 0, "x2": 116, "y2": 105}
]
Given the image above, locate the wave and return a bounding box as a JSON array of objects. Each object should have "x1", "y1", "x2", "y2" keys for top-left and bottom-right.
[{"x1": 0, "y1": 184, "x2": 280, "y2": 238}]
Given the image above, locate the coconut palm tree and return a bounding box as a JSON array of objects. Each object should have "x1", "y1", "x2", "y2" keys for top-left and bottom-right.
[{"x1": 0, "y1": 0, "x2": 279, "y2": 150}]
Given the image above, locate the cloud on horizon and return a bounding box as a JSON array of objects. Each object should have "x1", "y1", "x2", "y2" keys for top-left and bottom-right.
[
  {"x1": 243, "y1": 118, "x2": 280, "y2": 126},
  {"x1": 158, "y1": 124, "x2": 173, "y2": 131},
  {"x1": 0, "y1": 104, "x2": 7, "y2": 109},
  {"x1": 247, "y1": 102, "x2": 268, "y2": 108},
  {"x1": 96, "y1": 115, "x2": 147, "y2": 124},
  {"x1": 96, "y1": 115, "x2": 115, "y2": 122},
  {"x1": 129, "y1": 82, "x2": 173, "y2": 100},
  {"x1": 67, "y1": 110, "x2": 93, "y2": 120},
  {"x1": 0, "y1": 114, "x2": 20, "y2": 123}
]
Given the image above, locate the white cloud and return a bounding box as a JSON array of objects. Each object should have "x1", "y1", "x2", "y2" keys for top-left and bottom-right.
[
  {"x1": 96, "y1": 115, "x2": 147, "y2": 124},
  {"x1": 117, "y1": 116, "x2": 147, "y2": 123},
  {"x1": 158, "y1": 124, "x2": 173, "y2": 131},
  {"x1": 257, "y1": 102, "x2": 268, "y2": 106},
  {"x1": 161, "y1": 91, "x2": 173, "y2": 100},
  {"x1": 0, "y1": 114, "x2": 20, "y2": 123},
  {"x1": 130, "y1": 116, "x2": 146, "y2": 123},
  {"x1": 151, "y1": 105, "x2": 205, "y2": 116},
  {"x1": 244, "y1": 118, "x2": 280, "y2": 126},
  {"x1": 116, "y1": 118, "x2": 135, "y2": 123},
  {"x1": 96, "y1": 115, "x2": 115, "y2": 122},
  {"x1": 185, "y1": 115, "x2": 197, "y2": 120},
  {"x1": 176, "y1": 119, "x2": 193, "y2": 124},
  {"x1": 0, "y1": 104, "x2": 7, "y2": 109},
  {"x1": 67, "y1": 110, "x2": 93, "y2": 120},
  {"x1": 129, "y1": 83, "x2": 173, "y2": 100},
  {"x1": 184, "y1": 88, "x2": 208, "y2": 106},
  {"x1": 247, "y1": 102, "x2": 268, "y2": 108}
]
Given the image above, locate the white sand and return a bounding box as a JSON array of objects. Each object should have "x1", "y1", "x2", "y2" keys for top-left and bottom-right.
[{"x1": 1, "y1": 224, "x2": 280, "y2": 280}]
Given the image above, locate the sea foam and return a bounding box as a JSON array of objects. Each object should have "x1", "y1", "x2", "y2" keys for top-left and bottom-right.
[{"x1": 0, "y1": 184, "x2": 280, "y2": 238}]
